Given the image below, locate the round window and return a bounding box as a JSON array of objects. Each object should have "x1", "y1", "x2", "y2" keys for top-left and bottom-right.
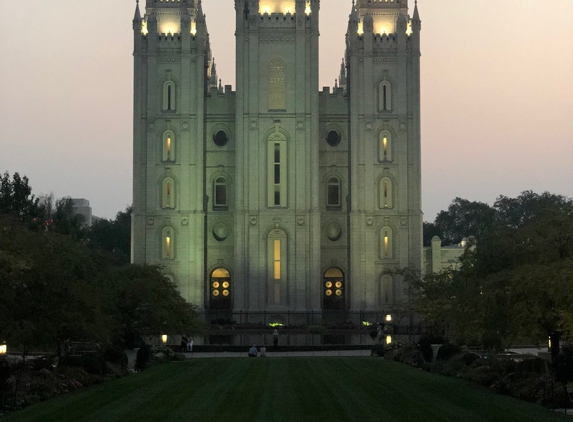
[
  {"x1": 326, "y1": 130, "x2": 341, "y2": 147},
  {"x1": 214, "y1": 130, "x2": 229, "y2": 147}
]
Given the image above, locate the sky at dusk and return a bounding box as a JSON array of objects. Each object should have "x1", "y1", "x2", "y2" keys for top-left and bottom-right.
[{"x1": 0, "y1": 0, "x2": 572, "y2": 220}]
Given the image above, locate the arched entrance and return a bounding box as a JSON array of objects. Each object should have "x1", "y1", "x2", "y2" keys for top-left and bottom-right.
[
  {"x1": 323, "y1": 268, "x2": 345, "y2": 310},
  {"x1": 210, "y1": 268, "x2": 232, "y2": 310}
]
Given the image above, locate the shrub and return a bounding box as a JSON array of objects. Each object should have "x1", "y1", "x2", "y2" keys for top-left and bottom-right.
[
  {"x1": 81, "y1": 355, "x2": 103, "y2": 376},
  {"x1": 436, "y1": 343, "x2": 462, "y2": 361}
]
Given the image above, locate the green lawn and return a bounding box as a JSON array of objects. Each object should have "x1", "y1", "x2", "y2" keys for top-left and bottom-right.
[{"x1": 2, "y1": 358, "x2": 569, "y2": 422}]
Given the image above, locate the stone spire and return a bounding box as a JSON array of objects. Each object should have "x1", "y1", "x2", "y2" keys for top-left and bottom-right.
[
  {"x1": 209, "y1": 58, "x2": 218, "y2": 89},
  {"x1": 413, "y1": 0, "x2": 420, "y2": 22},
  {"x1": 134, "y1": 0, "x2": 142, "y2": 21},
  {"x1": 339, "y1": 58, "x2": 347, "y2": 89}
]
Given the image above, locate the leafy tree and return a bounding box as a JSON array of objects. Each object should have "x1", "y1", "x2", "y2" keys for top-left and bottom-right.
[
  {"x1": 423, "y1": 222, "x2": 441, "y2": 247},
  {"x1": 86, "y1": 207, "x2": 132, "y2": 263},
  {"x1": 0, "y1": 172, "x2": 41, "y2": 219},
  {"x1": 434, "y1": 198, "x2": 496, "y2": 246}
]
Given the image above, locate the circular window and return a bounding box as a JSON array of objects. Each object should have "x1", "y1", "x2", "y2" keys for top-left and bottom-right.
[
  {"x1": 336, "y1": 289, "x2": 343, "y2": 297},
  {"x1": 223, "y1": 290, "x2": 230, "y2": 297},
  {"x1": 213, "y1": 282, "x2": 220, "y2": 289},
  {"x1": 326, "y1": 130, "x2": 341, "y2": 147},
  {"x1": 326, "y1": 222, "x2": 343, "y2": 242},
  {"x1": 325, "y1": 281, "x2": 333, "y2": 289},
  {"x1": 335, "y1": 281, "x2": 343, "y2": 289},
  {"x1": 213, "y1": 223, "x2": 229, "y2": 242},
  {"x1": 212, "y1": 290, "x2": 220, "y2": 297},
  {"x1": 213, "y1": 130, "x2": 229, "y2": 147},
  {"x1": 325, "y1": 290, "x2": 333, "y2": 297},
  {"x1": 222, "y1": 281, "x2": 230, "y2": 289}
]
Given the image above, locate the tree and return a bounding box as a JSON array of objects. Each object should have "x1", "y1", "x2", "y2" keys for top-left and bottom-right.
[
  {"x1": 434, "y1": 198, "x2": 495, "y2": 245},
  {"x1": 0, "y1": 172, "x2": 41, "y2": 220},
  {"x1": 86, "y1": 207, "x2": 132, "y2": 263}
]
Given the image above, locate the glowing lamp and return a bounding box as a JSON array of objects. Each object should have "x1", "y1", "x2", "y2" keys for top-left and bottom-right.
[
  {"x1": 386, "y1": 335, "x2": 392, "y2": 345},
  {"x1": 0, "y1": 343, "x2": 6, "y2": 355},
  {"x1": 385, "y1": 314, "x2": 392, "y2": 322},
  {"x1": 305, "y1": 3, "x2": 311, "y2": 15},
  {"x1": 161, "y1": 335, "x2": 168, "y2": 344},
  {"x1": 191, "y1": 23, "x2": 197, "y2": 36},
  {"x1": 548, "y1": 336, "x2": 552, "y2": 351},
  {"x1": 381, "y1": 27, "x2": 388, "y2": 34}
]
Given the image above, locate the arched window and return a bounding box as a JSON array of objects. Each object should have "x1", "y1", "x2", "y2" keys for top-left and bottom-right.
[
  {"x1": 213, "y1": 177, "x2": 228, "y2": 210},
  {"x1": 267, "y1": 132, "x2": 287, "y2": 208},
  {"x1": 379, "y1": 80, "x2": 392, "y2": 112},
  {"x1": 162, "y1": 226, "x2": 175, "y2": 260},
  {"x1": 379, "y1": 178, "x2": 393, "y2": 209},
  {"x1": 380, "y1": 275, "x2": 394, "y2": 305},
  {"x1": 379, "y1": 131, "x2": 392, "y2": 162},
  {"x1": 268, "y1": 229, "x2": 287, "y2": 306},
  {"x1": 269, "y1": 58, "x2": 286, "y2": 111},
  {"x1": 380, "y1": 226, "x2": 394, "y2": 259},
  {"x1": 162, "y1": 131, "x2": 175, "y2": 162},
  {"x1": 210, "y1": 268, "x2": 232, "y2": 310},
  {"x1": 163, "y1": 81, "x2": 176, "y2": 111},
  {"x1": 327, "y1": 177, "x2": 342, "y2": 210},
  {"x1": 324, "y1": 268, "x2": 345, "y2": 310},
  {"x1": 162, "y1": 177, "x2": 175, "y2": 209}
]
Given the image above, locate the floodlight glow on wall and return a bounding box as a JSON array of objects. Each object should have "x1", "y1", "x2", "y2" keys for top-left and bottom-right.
[
  {"x1": 0, "y1": 344, "x2": 6, "y2": 355},
  {"x1": 385, "y1": 314, "x2": 392, "y2": 323},
  {"x1": 162, "y1": 335, "x2": 168, "y2": 344},
  {"x1": 386, "y1": 335, "x2": 392, "y2": 345}
]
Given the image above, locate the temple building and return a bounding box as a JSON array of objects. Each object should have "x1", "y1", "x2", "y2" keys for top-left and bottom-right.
[{"x1": 131, "y1": 0, "x2": 423, "y2": 324}]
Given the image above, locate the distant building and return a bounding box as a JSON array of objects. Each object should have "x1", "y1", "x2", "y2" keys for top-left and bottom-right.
[
  {"x1": 423, "y1": 236, "x2": 470, "y2": 275},
  {"x1": 72, "y1": 199, "x2": 93, "y2": 227},
  {"x1": 131, "y1": 0, "x2": 423, "y2": 321}
]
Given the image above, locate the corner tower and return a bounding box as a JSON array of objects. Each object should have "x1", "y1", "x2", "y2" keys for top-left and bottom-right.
[
  {"x1": 345, "y1": 0, "x2": 423, "y2": 311},
  {"x1": 132, "y1": 0, "x2": 212, "y2": 306}
]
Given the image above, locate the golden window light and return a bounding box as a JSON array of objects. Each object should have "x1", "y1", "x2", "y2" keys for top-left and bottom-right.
[
  {"x1": 325, "y1": 289, "x2": 333, "y2": 297},
  {"x1": 213, "y1": 290, "x2": 220, "y2": 297},
  {"x1": 335, "y1": 289, "x2": 343, "y2": 297},
  {"x1": 335, "y1": 281, "x2": 343, "y2": 289},
  {"x1": 222, "y1": 281, "x2": 230, "y2": 289},
  {"x1": 223, "y1": 290, "x2": 230, "y2": 297},
  {"x1": 325, "y1": 281, "x2": 333, "y2": 289},
  {"x1": 212, "y1": 281, "x2": 220, "y2": 289}
]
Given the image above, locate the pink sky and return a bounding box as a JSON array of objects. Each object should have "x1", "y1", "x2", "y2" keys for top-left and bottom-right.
[{"x1": 0, "y1": 0, "x2": 572, "y2": 220}]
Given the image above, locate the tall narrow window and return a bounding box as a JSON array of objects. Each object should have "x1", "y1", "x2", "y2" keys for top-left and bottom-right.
[
  {"x1": 268, "y1": 229, "x2": 287, "y2": 306},
  {"x1": 379, "y1": 131, "x2": 392, "y2": 162},
  {"x1": 268, "y1": 132, "x2": 287, "y2": 208},
  {"x1": 379, "y1": 81, "x2": 392, "y2": 112},
  {"x1": 163, "y1": 131, "x2": 176, "y2": 162},
  {"x1": 162, "y1": 177, "x2": 175, "y2": 209},
  {"x1": 269, "y1": 58, "x2": 286, "y2": 111},
  {"x1": 379, "y1": 178, "x2": 393, "y2": 209},
  {"x1": 162, "y1": 227, "x2": 175, "y2": 260},
  {"x1": 381, "y1": 275, "x2": 394, "y2": 305},
  {"x1": 214, "y1": 177, "x2": 228, "y2": 210},
  {"x1": 327, "y1": 177, "x2": 342, "y2": 210},
  {"x1": 163, "y1": 81, "x2": 176, "y2": 111},
  {"x1": 381, "y1": 226, "x2": 394, "y2": 259}
]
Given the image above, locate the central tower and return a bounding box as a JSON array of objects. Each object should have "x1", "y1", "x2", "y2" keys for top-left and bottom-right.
[{"x1": 233, "y1": 0, "x2": 322, "y2": 313}]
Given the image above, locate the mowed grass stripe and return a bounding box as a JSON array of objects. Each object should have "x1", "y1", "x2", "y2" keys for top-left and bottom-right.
[{"x1": 2, "y1": 358, "x2": 569, "y2": 422}]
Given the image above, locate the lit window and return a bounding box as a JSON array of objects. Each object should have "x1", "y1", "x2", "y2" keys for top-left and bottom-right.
[
  {"x1": 162, "y1": 227, "x2": 175, "y2": 260},
  {"x1": 379, "y1": 131, "x2": 392, "y2": 162},
  {"x1": 379, "y1": 81, "x2": 392, "y2": 112},
  {"x1": 214, "y1": 177, "x2": 228, "y2": 210},
  {"x1": 163, "y1": 131, "x2": 176, "y2": 162},
  {"x1": 381, "y1": 227, "x2": 393, "y2": 259},
  {"x1": 327, "y1": 177, "x2": 342, "y2": 210},
  {"x1": 268, "y1": 229, "x2": 287, "y2": 306},
  {"x1": 380, "y1": 178, "x2": 393, "y2": 209},
  {"x1": 162, "y1": 177, "x2": 176, "y2": 209}
]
